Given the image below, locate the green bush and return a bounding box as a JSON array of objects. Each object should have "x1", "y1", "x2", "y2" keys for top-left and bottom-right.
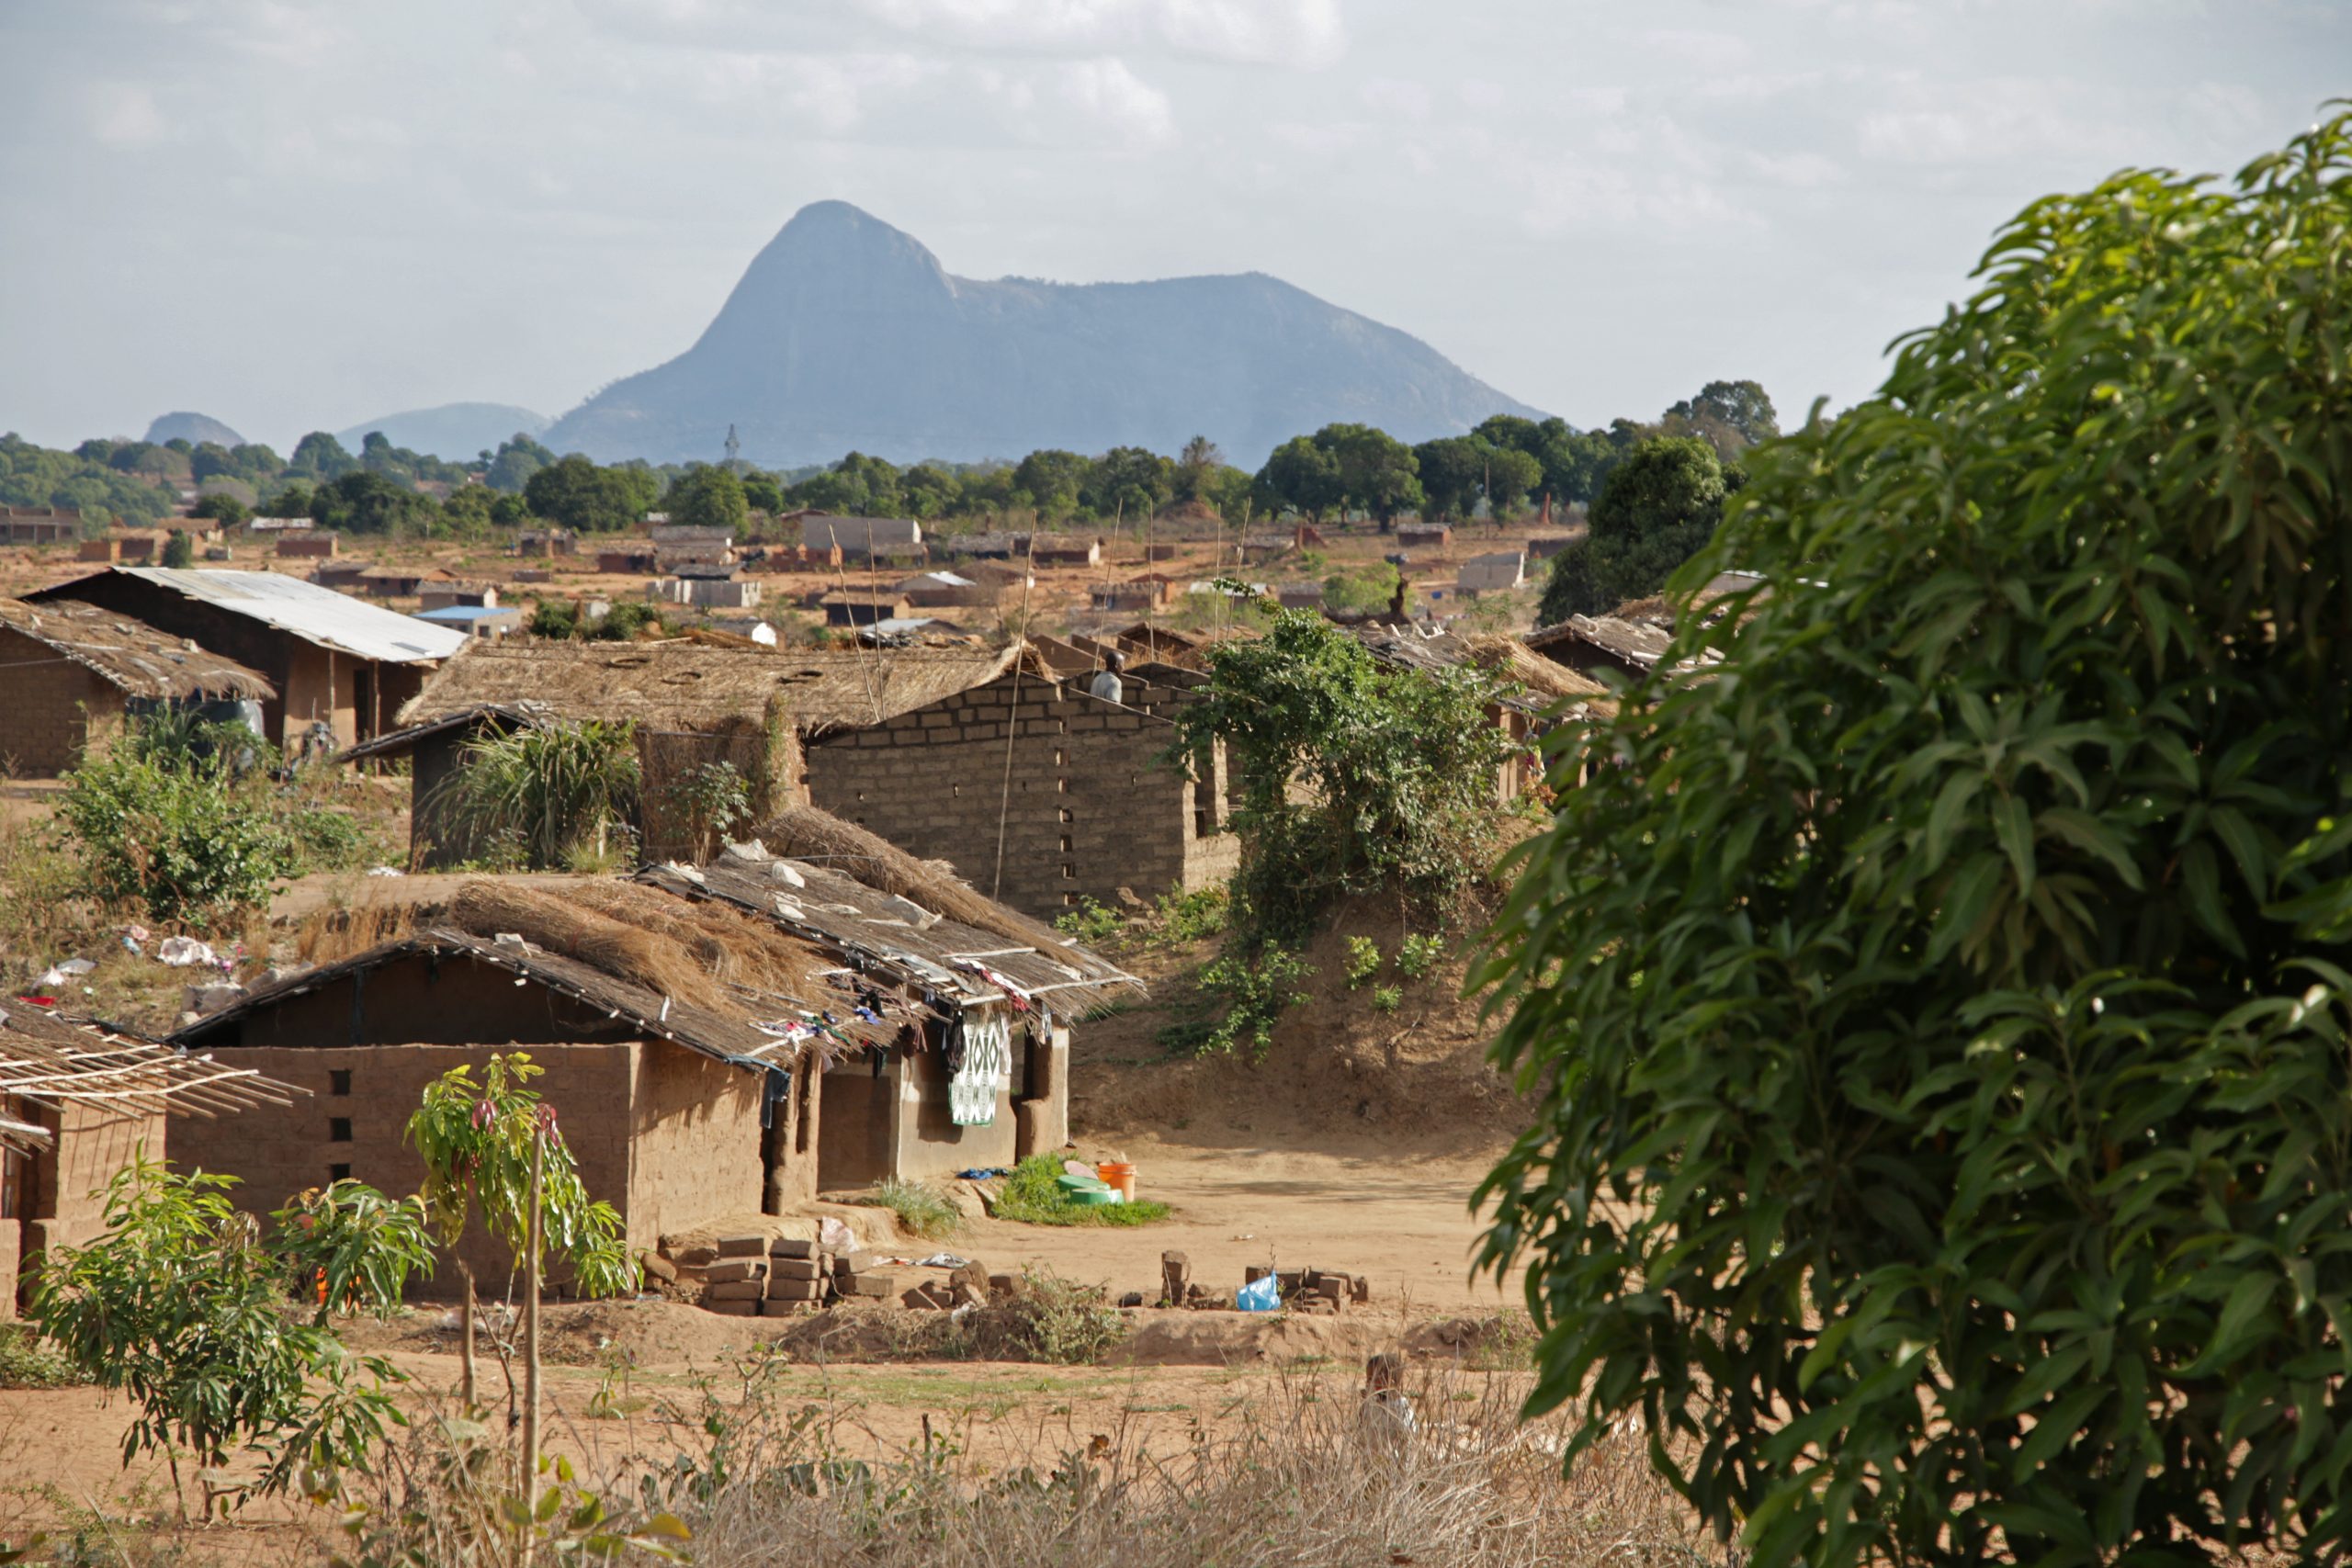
[
  {"x1": 1396, "y1": 931, "x2": 1445, "y2": 981},
  {"x1": 1169, "y1": 610, "x2": 1514, "y2": 943},
  {"x1": 1159, "y1": 947, "x2": 1313, "y2": 1060},
  {"x1": 431, "y1": 720, "x2": 641, "y2": 872},
  {"x1": 1343, "y1": 934, "x2": 1382, "y2": 988},
  {"x1": 991, "y1": 1156, "x2": 1170, "y2": 1228},
  {"x1": 1478, "y1": 112, "x2": 2352, "y2": 1568},
  {"x1": 30, "y1": 1159, "x2": 430, "y2": 1513},
  {"x1": 1153, "y1": 883, "x2": 1230, "y2": 943},
  {"x1": 1054, "y1": 897, "x2": 1123, "y2": 945},
  {"x1": 1370, "y1": 985, "x2": 1401, "y2": 1014},
  {"x1": 0, "y1": 1324, "x2": 83, "y2": 1389},
  {"x1": 57, "y1": 719, "x2": 292, "y2": 926}
]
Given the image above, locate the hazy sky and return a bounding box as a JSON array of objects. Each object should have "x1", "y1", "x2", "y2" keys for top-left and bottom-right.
[{"x1": 1, "y1": 0, "x2": 2343, "y2": 456}]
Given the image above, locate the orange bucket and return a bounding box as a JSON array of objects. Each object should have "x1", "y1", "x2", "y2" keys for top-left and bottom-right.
[{"x1": 1096, "y1": 1161, "x2": 1137, "y2": 1202}]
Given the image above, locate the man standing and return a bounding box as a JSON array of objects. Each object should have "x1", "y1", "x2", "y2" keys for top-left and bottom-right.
[{"x1": 1088, "y1": 649, "x2": 1125, "y2": 705}]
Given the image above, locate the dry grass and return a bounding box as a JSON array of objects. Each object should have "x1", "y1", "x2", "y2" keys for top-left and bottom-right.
[{"x1": 308, "y1": 1359, "x2": 1716, "y2": 1568}]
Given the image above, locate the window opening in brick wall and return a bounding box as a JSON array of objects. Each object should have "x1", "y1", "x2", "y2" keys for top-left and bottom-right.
[
  {"x1": 1054, "y1": 749, "x2": 1066, "y2": 766},
  {"x1": 1062, "y1": 863, "x2": 1076, "y2": 879},
  {"x1": 1056, "y1": 778, "x2": 1069, "y2": 793},
  {"x1": 1059, "y1": 835, "x2": 1072, "y2": 852},
  {"x1": 329, "y1": 1069, "x2": 352, "y2": 1096},
  {"x1": 329, "y1": 1117, "x2": 353, "y2": 1143},
  {"x1": 329, "y1": 1163, "x2": 352, "y2": 1182},
  {"x1": 1059, "y1": 807, "x2": 1074, "y2": 823},
  {"x1": 1062, "y1": 892, "x2": 1080, "y2": 906}
]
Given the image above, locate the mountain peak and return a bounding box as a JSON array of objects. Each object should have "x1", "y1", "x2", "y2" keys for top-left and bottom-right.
[{"x1": 553, "y1": 209, "x2": 1541, "y2": 468}]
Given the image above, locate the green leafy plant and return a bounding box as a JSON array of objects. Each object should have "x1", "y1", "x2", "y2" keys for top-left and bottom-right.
[
  {"x1": 56, "y1": 716, "x2": 291, "y2": 927},
  {"x1": 1159, "y1": 947, "x2": 1313, "y2": 1060},
  {"x1": 430, "y1": 720, "x2": 640, "y2": 872},
  {"x1": 1396, "y1": 931, "x2": 1445, "y2": 981},
  {"x1": 999, "y1": 1268, "x2": 1133, "y2": 1364},
  {"x1": 405, "y1": 1052, "x2": 635, "y2": 1408},
  {"x1": 659, "y1": 759, "x2": 752, "y2": 863},
  {"x1": 1342, "y1": 935, "x2": 1382, "y2": 988},
  {"x1": 1477, "y1": 111, "x2": 2352, "y2": 1568},
  {"x1": 1369, "y1": 985, "x2": 1401, "y2": 1014},
  {"x1": 991, "y1": 1156, "x2": 1170, "y2": 1228},
  {"x1": 854, "y1": 1177, "x2": 963, "y2": 1241},
  {"x1": 0, "y1": 1323, "x2": 84, "y2": 1389},
  {"x1": 28, "y1": 1157, "x2": 428, "y2": 1515},
  {"x1": 1152, "y1": 883, "x2": 1229, "y2": 944},
  {"x1": 1169, "y1": 609, "x2": 1514, "y2": 944},
  {"x1": 1053, "y1": 897, "x2": 1123, "y2": 944}
]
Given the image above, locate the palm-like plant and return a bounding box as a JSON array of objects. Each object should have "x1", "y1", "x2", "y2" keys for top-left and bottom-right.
[{"x1": 433, "y1": 719, "x2": 641, "y2": 870}]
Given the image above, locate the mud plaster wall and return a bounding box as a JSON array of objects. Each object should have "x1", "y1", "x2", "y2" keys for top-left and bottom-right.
[{"x1": 0, "y1": 626, "x2": 125, "y2": 775}]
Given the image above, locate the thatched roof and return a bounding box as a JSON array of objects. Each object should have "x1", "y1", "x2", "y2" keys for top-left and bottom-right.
[
  {"x1": 0, "y1": 597, "x2": 274, "y2": 701},
  {"x1": 1351, "y1": 624, "x2": 1611, "y2": 716},
  {"x1": 174, "y1": 898, "x2": 906, "y2": 1074},
  {"x1": 0, "y1": 1004, "x2": 305, "y2": 1150},
  {"x1": 381, "y1": 639, "x2": 1031, "y2": 739},
  {"x1": 645, "y1": 829, "x2": 1140, "y2": 1014}
]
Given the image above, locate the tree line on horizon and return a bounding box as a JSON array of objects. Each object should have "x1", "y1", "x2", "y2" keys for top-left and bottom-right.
[{"x1": 1, "y1": 377, "x2": 1774, "y2": 618}]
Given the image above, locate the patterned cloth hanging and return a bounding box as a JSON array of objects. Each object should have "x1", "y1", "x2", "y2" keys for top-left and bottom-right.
[{"x1": 950, "y1": 1009, "x2": 1013, "y2": 1126}]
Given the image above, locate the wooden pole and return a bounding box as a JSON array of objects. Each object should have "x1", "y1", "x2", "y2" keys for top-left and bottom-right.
[{"x1": 521, "y1": 1130, "x2": 545, "y2": 1561}]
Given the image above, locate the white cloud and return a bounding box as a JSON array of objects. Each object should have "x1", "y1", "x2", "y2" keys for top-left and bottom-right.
[
  {"x1": 1052, "y1": 56, "x2": 1178, "y2": 147},
  {"x1": 86, "y1": 82, "x2": 167, "y2": 147},
  {"x1": 1359, "y1": 76, "x2": 1430, "y2": 121},
  {"x1": 574, "y1": 0, "x2": 1344, "y2": 66}
]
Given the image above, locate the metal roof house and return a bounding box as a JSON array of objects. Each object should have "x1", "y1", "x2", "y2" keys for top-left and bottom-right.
[{"x1": 28, "y1": 568, "x2": 465, "y2": 751}]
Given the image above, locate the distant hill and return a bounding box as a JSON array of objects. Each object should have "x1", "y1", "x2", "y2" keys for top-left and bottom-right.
[
  {"x1": 145, "y1": 412, "x2": 245, "y2": 446},
  {"x1": 336, "y1": 403, "x2": 550, "y2": 462},
  {"x1": 544, "y1": 201, "x2": 1543, "y2": 469}
]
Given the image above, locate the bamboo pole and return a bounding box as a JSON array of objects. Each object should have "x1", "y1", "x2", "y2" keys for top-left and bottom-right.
[{"x1": 522, "y1": 1129, "x2": 544, "y2": 1563}]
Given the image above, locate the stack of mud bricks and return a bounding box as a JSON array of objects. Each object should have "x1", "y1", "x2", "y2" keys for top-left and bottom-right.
[
  {"x1": 902, "y1": 1258, "x2": 1001, "y2": 1311},
  {"x1": 1243, "y1": 1264, "x2": 1374, "y2": 1315},
  {"x1": 666, "y1": 1234, "x2": 900, "y2": 1315}
]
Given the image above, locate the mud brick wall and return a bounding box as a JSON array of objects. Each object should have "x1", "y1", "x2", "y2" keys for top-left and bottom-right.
[
  {"x1": 20, "y1": 1100, "x2": 167, "y2": 1270},
  {"x1": 170, "y1": 1043, "x2": 644, "y2": 1295},
  {"x1": 0, "y1": 624, "x2": 124, "y2": 775},
  {"x1": 804, "y1": 671, "x2": 1238, "y2": 920},
  {"x1": 627, "y1": 1043, "x2": 765, "y2": 1239}
]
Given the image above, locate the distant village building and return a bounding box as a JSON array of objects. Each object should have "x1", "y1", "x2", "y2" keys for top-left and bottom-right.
[
  {"x1": 1522, "y1": 614, "x2": 1677, "y2": 682},
  {"x1": 0, "y1": 597, "x2": 275, "y2": 775},
  {"x1": 650, "y1": 524, "x2": 737, "y2": 572},
  {"x1": 1089, "y1": 577, "x2": 1173, "y2": 613},
  {"x1": 413, "y1": 604, "x2": 526, "y2": 641},
  {"x1": 1455, "y1": 550, "x2": 1527, "y2": 595},
  {"x1": 27, "y1": 567, "x2": 465, "y2": 750},
  {"x1": 246, "y1": 515, "x2": 312, "y2": 533},
  {"x1": 799, "y1": 514, "x2": 924, "y2": 565},
  {"x1": 165, "y1": 837, "x2": 1136, "y2": 1272},
  {"x1": 1351, "y1": 623, "x2": 1612, "y2": 803},
  {"x1": 596, "y1": 546, "x2": 659, "y2": 575},
  {"x1": 1395, "y1": 522, "x2": 1453, "y2": 552},
  {"x1": 816, "y1": 587, "x2": 912, "y2": 627},
  {"x1": 514, "y1": 527, "x2": 577, "y2": 558},
  {"x1": 1523, "y1": 533, "x2": 1579, "y2": 562},
  {"x1": 275, "y1": 530, "x2": 339, "y2": 559},
  {"x1": 418, "y1": 582, "x2": 498, "y2": 612},
  {"x1": 1238, "y1": 534, "x2": 1295, "y2": 565},
  {"x1": 1023, "y1": 535, "x2": 1102, "y2": 569},
  {"x1": 650, "y1": 576, "x2": 763, "y2": 611},
  {"x1": 898, "y1": 570, "x2": 998, "y2": 610},
  {"x1": 0, "y1": 506, "x2": 81, "y2": 546}
]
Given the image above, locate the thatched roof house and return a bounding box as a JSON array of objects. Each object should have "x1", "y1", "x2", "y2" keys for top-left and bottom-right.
[
  {"x1": 3, "y1": 1003, "x2": 300, "y2": 1317},
  {"x1": 0, "y1": 597, "x2": 275, "y2": 775},
  {"x1": 1350, "y1": 624, "x2": 1613, "y2": 802},
  {"x1": 345, "y1": 640, "x2": 1032, "y2": 867},
  {"x1": 168, "y1": 836, "x2": 1136, "y2": 1288}
]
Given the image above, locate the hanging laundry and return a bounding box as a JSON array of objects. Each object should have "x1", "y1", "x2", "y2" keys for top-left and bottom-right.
[
  {"x1": 950, "y1": 1009, "x2": 1013, "y2": 1127},
  {"x1": 952, "y1": 960, "x2": 1032, "y2": 1011}
]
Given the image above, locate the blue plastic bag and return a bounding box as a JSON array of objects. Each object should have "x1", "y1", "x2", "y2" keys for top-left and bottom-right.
[{"x1": 1236, "y1": 1274, "x2": 1281, "y2": 1313}]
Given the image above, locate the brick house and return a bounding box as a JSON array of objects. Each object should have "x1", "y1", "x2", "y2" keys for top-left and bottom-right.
[
  {"x1": 340, "y1": 640, "x2": 1028, "y2": 867},
  {"x1": 3, "y1": 1006, "x2": 300, "y2": 1319},
  {"x1": 28, "y1": 568, "x2": 465, "y2": 751},
  {"x1": 0, "y1": 597, "x2": 275, "y2": 775},
  {"x1": 800, "y1": 515, "x2": 924, "y2": 565},
  {"x1": 166, "y1": 849, "x2": 1134, "y2": 1288},
  {"x1": 0, "y1": 506, "x2": 80, "y2": 546},
  {"x1": 802, "y1": 660, "x2": 1238, "y2": 919}
]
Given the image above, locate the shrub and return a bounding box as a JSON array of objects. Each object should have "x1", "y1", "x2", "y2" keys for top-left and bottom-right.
[
  {"x1": 431, "y1": 720, "x2": 640, "y2": 871},
  {"x1": 0, "y1": 1323, "x2": 83, "y2": 1389},
  {"x1": 1159, "y1": 947, "x2": 1312, "y2": 1060},
  {"x1": 1396, "y1": 931, "x2": 1444, "y2": 981},
  {"x1": 1153, "y1": 882, "x2": 1229, "y2": 943},
  {"x1": 856, "y1": 1177, "x2": 962, "y2": 1241},
  {"x1": 1000, "y1": 1269, "x2": 1132, "y2": 1364},
  {"x1": 1168, "y1": 609, "x2": 1514, "y2": 943},
  {"x1": 29, "y1": 1158, "x2": 430, "y2": 1514},
  {"x1": 1370, "y1": 985, "x2": 1401, "y2": 1014},
  {"x1": 1054, "y1": 897, "x2": 1123, "y2": 945},
  {"x1": 659, "y1": 759, "x2": 752, "y2": 862},
  {"x1": 1342, "y1": 934, "x2": 1381, "y2": 988},
  {"x1": 56, "y1": 718, "x2": 291, "y2": 926},
  {"x1": 992, "y1": 1155, "x2": 1170, "y2": 1228},
  {"x1": 1478, "y1": 112, "x2": 2352, "y2": 1568},
  {"x1": 588, "y1": 601, "x2": 666, "y2": 641}
]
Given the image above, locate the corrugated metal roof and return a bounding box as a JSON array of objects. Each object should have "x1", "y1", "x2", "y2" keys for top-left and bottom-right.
[{"x1": 111, "y1": 569, "x2": 466, "y2": 662}]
